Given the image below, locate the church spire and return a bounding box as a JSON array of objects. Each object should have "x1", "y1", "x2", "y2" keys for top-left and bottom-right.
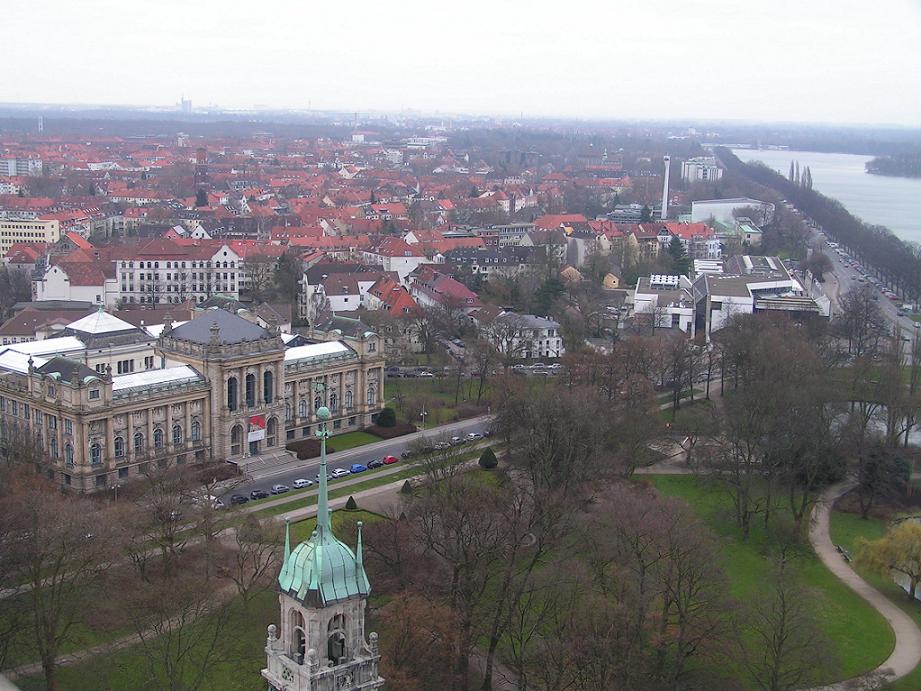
[
  {"x1": 316, "y1": 403, "x2": 331, "y2": 535},
  {"x1": 283, "y1": 518, "x2": 291, "y2": 564}
]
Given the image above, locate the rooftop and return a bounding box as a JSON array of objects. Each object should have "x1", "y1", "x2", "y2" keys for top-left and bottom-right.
[
  {"x1": 167, "y1": 308, "x2": 274, "y2": 345},
  {"x1": 112, "y1": 365, "x2": 203, "y2": 392},
  {"x1": 66, "y1": 310, "x2": 137, "y2": 336}
]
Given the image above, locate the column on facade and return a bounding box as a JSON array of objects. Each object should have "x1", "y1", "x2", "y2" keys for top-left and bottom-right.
[
  {"x1": 105, "y1": 416, "x2": 114, "y2": 468},
  {"x1": 126, "y1": 411, "x2": 134, "y2": 464},
  {"x1": 184, "y1": 402, "x2": 192, "y2": 452},
  {"x1": 165, "y1": 403, "x2": 173, "y2": 456},
  {"x1": 146, "y1": 408, "x2": 154, "y2": 460}
]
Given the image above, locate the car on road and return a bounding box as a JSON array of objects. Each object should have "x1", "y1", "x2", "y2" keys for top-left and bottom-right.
[
  {"x1": 450, "y1": 435, "x2": 465, "y2": 445},
  {"x1": 367, "y1": 458, "x2": 384, "y2": 469},
  {"x1": 466, "y1": 432, "x2": 483, "y2": 441},
  {"x1": 417, "y1": 371, "x2": 434, "y2": 378},
  {"x1": 293, "y1": 478, "x2": 312, "y2": 489},
  {"x1": 350, "y1": 463, "x2": 368, "y2": 474},
  {"x1": 434, "y1": 441, "x2": 451, "y2": 450},
  {"x1": 382, "y1": 455, "x2": 399, "y2": 464},
  {"x1": 316, "y1": 473, "x2": 331, "y2": 482},
  {"x1": 271, "y1": 484, "x2": 291, "y2": 495},
  {"x1": 331, "y1": 468, "x2": 351, "y2": 479},
  {"x1": 229, "y1": 494, "x2": 249, "y2": 505},
  {"x1": 250, "y1": 489, "x2": 270, "y2": 500}
]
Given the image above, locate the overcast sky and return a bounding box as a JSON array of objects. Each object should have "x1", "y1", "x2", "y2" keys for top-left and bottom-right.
[{"x1": 4, "y1": 0, "x2": 920, "y2": 126}]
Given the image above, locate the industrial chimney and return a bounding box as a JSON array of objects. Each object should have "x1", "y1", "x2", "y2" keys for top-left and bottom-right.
[{"x1": 661, "y1": 155, "x2": 670, "y2": 220}]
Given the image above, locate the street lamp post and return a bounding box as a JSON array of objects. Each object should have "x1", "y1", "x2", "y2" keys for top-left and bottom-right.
[{"x1": 420, "y1": 403, "x2": 427, "y2": 432}]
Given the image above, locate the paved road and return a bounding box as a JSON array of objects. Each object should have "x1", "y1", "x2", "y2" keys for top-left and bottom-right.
[
  {"x1": 813, "y1": 232, "x2": 919, "y2": 345},
  {"x1": 224, "y1": 415, "x2": 492, "y2": 499},
  {"x1": 810, "y1": 481, "x2": 921, "y2": 689}
]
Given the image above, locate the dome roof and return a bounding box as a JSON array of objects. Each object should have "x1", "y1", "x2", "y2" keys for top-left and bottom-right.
[{"x1": 278, "y1": 526, "x2": 370, "y2": 606}]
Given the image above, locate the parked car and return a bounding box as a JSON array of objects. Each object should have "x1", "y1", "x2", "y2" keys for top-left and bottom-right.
[
  {"x1": 250, "y1": 489, "x2": 270, "y2": 500},
  {"x1": 367, "y1": 458, "x2": 384, "y2": 469},
  {"x1": 293, "y1": 478, "x2": 312, "y2": 489},
  {"x1": 331, "y1": 468, "x2": 351, "y2": 479},
  {"x1": 450, "y1": 436, "x2": 465, "y2": 445},
  {"x1": 350, "y1": 463, "x2": 368, "y2": 474},
  {"x1": 382, "y1": 455, "x2": 399, "y2": 464},
  {"x1": 271, "y1": 484, "x2": 290, "y2": 495},
  {"x1": 417, "y1": 371, "x2": 434, "y2": 378},
  {"x1": 229, "y1": 494, "x2": 249, "y2": 505},
  {"x1": 400, "y1": 450, "x2": 413, "y2": 459},
  {"x1": 466, "y1": 432, "x2": 483, "y2": 441},
  {"x1": 434, "y1": 441, "x2": 451, "y2": 450},
  {"x1": 316, "y1": 473, "x2": 332, "y2": 482}
]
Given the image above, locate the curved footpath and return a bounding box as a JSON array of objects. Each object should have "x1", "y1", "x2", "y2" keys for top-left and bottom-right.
[{"x1": 810, "y1": 481, "x2": 921, "y2": 689}]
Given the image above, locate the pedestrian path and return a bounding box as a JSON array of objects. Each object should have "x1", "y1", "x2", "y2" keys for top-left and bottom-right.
[{"x1": 809, "y1": 481, "x2": 921, "y2": 689}]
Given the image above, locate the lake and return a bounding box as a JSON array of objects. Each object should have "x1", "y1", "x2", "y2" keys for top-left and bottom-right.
[{"x1": 731, "y1": 148, "x2": 921, "y2": 245}]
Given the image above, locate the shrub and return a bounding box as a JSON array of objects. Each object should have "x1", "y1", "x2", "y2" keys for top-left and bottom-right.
[
  {"x1": 478, "y1": 447, "x2": 498, "y2": 470},
  {"x1": 367, "y1": 422, "x2": 417, "y2": 439},
  {"x1": 344, "y1": 495, "x2": 358, "y2": 511},
  {"x1": 400, "y1": 480, "x2": 414, "y2": 494},
  {"x1": 377, "y1": 407, "x2": 397, "y2": 428}
]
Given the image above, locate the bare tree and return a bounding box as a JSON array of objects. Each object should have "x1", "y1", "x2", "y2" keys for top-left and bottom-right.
[
  {"x1": 2, "y1": 475, "x2": 121, "y2": 690},
  {"x1": 230, "y1": 514, "x2": 281, "y2": 605}
]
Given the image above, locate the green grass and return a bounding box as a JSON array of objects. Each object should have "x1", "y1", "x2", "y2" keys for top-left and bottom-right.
[
  {"x1": 830, "y1": 509, "x2": 921, "y2": 690},
  {"x1": 290, "y1": 509, "x2": 382, "y2": 543},
  {"x1": 649, "y1": 475, "x2": 894, "y2": 686},
  {"x1": 385, "y1": 378, "x2": 492, "y2": 426},
  {"x1": 326, "y1": 430, "x2": 381, "y2": 451},
  {"x1": 16, "y1": 590, "x2": 280, "y2": 691}
]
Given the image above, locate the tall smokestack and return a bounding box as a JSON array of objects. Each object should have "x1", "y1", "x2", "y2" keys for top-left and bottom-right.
[{"x1": 661, "y1": 155, "x2": 670, "y2": 220}]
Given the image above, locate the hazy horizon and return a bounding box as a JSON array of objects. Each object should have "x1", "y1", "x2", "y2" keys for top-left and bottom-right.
[{"x1": 5, "y1": 0, "x2": 921, "y2": 127}]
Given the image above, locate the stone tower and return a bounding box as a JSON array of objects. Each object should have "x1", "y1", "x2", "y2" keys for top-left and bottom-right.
[{"x1": 262, "y1": 404, "x2": 384, "y2": 691}]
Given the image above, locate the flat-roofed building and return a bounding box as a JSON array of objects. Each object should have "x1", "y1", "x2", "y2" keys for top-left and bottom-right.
[{"x1": 0, "y1": 217, "x2": 60, "y2": 255}]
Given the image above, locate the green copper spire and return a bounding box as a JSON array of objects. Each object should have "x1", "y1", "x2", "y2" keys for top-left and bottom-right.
[
  {"x1": 276, "y1": 399, "x2": 371, "y2": 606},
  {"x1": 316, "y1": 405, "x2": 331, "y2": 535},
  {"x1": 283, "y1": 518, "x2": 291, "y2": 564}
]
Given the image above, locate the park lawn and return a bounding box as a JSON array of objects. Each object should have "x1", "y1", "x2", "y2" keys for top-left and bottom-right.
[
  {"x1": 649, "y1": 475, "x2": 894, "y2": 687},
  {"x1": 830, "y1": 509, "x2": 921, "y2": 691},
  {"x1": 17, "y1": 589, "x2": 280, "y2": 691},
  {"x1": 327, "y1": 430, "x2": 381, "y2": 451},
  {"x1": 0, "y1": 589, "x2": 138, "y2": 671},
  {"x1": 290, "y1": 509, "x2": 382, "y2": 543},
  {"x1": 15, "y1": 513, "x2": 384, "y2": 690}
]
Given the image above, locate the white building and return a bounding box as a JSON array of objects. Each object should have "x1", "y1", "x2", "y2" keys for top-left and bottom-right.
[
  {"x1": 0, "y1": 157, "x2": 43, "y2": 177},
  {"x1": 35, "y1": 262, "x2": 119, "y2": 307},
  {"x1": 691, "y1": 198, "x2": 774, "y2": 226},
  {"x1": 633, "y1": 275, "x2": 696, "y2": 335},
  {"x1": 482, "y1": 312, "x2": 565, "y2": 360},
  {"x1": 681, "y1": 157, "x2": 722, "y2": 183}
]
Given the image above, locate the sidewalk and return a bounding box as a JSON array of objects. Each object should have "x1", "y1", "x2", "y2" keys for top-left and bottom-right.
[{"x1": 810, "y1": 481, "x2": 921, "y2": 689}]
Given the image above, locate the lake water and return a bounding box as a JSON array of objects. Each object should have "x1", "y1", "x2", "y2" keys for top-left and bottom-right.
[{"x1": 731, "y1": 148, "x2": 921, "y2": 245}]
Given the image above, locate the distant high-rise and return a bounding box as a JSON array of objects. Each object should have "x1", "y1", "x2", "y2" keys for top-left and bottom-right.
[
  {"x1": 37, "y1": 116, "x2": 43, "y2": 133},
  {"x1": 661, "y1": 155, "x2": 671, "y2": 220},
  {"x1": 180, "y1": 97, "x2": 192, "y2": 114}
]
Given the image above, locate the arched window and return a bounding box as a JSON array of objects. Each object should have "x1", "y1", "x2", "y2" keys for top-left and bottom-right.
[
  {"x1": 327, "y1": 613, "x2": 347, "y2": 664},
  {"x1": 49, "y1": 436, "x2": 58, "y2": 459},
  {"x1": 227, "y1": 377, "x2": 238, "y2": 411},
  {"x1": 329, "y1": 392, "x2": 338, "y2": 411},
  {"x1": 285, "y1": 402, "x2": 292, "y2": 422},
  {"x1": 65, "y1": 443, "x2": 74, "y2": 466},
  {"x1": 298, "y1": 399, "x2": 307, "y2": 419},
  {"x1": 90, "y1": 443, "x2": 102, "y2": 466},
  {"x1": 231, "y1": 425, "x2": 243, "y2": 455},
  {"x1": 245, "y1": 373, "x2": 256, "y2": 407},
  {"x1": 153, "y1": 427, "x2": 164, "y2": 449},
  {"x1": 172, "y1": 424, "x2": 182, "y2": 445},
  {"x1": 267, "y1": 417, "x2": 277, "y2": 447},
  {"x1": 134, "y1": 431, "x2": 144, "y2": 454},
  {"x1": 345, "y1": 389, "x2": 353, "y2": 409},
  {"x1": 114, "y1": 435, "x2": 124, "y2": 458},
  {"x1": 263, "y1": 371, "x2": 274, "y2": 404},
  {"x1": 314, "y1": 394, "x2": 322, "y2": 411},
  {"x1": 367, "y1": 384, "x2": 376, "y2": 406},
  {"x1": 191, "y1": 420, "x2": 201, "y2": 441}
]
